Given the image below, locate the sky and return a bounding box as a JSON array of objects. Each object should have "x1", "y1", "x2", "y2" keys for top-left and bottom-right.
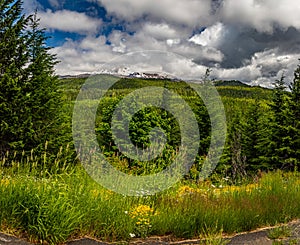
[{"x1": 23, "y1": 0, "x2": 300, "y2": 87}]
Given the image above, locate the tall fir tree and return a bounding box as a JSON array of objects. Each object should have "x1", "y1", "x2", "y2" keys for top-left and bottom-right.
[
  {"x1": 242, "y1": 98, "x2": 269, "y2": 172},
  {"x1": 267, "y1": 74, "x2": 295, "y2": 170},
  {"x1": 0, "y1": 0, "x2": 30, "y2": 154},
  {"x1": 22, "y1": 13, "x2": 66, "y2": 153},
  {"x1": 287, "y1": 62, "x2": 300, "y2": 169},
  {"x1": 0, "y1": 1, "x2": 68, "y2": 160}
]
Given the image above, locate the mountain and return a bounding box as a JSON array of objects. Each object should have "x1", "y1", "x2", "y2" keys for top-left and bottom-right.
[{"x1": 213, "y1": 80, "x2": 250, "y2": 87}]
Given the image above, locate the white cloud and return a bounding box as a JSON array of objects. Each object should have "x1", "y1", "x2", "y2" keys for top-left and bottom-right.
[
  {"x1": 104, "y1": 26, "x2": 224, "y2": 64},
  {"x1": 97, "y1": 0, "x2": 300, "y2": 33},
  {"x1": 52, "y1": 31, "x2": 299, "y2": 88},
  {"x1": 221, "y1": 0, "x2": 300, "y2": 32},
  {"x1": 51, "y1": 30, "x2": 224, "y2": 78},
  {"x1": 48, "y1": 0, "x2": 60, "y2": 8},
  {"x1": 213, "y1": 65, "x2": 261, "y2": 82},
  {"x1": 189, "y1": 22, "x2": 227, "y2": 47},
  {"x1": 173, "y1": 43, "x2": 224, "y2": 63},
  {"x1": 38, "y1": 10, "x2": 101, "y2": 34},
  {"x1": 42, "y1": 0, "x2": 300, "y2": 88},
  {"x1": 166, "y1": 39, "x2": 181, "y2": 47},
  {"x1": 80, "y1": 35, "x2": 104, "y2": 47},
  {"x1": 142, "y1": 23, "x2": 179, "y2": 40},
  {"x1": 51, "y1": 36, "x2": 117, "y2": 75},
  {"x1": 250, "y1": 49, "x2": 300, "y2": 84},
  {"x1": 162, "y1": 58, "x2": 208, "y2": 80},
  {"x1": 22, "y1": 0, "x2": 43, "y2": 14},
  {"x1": 108, "y1": 31, "x2": 130, "y2": 53},
  {"x1": 96, "y1": 0, "x2": 212, "y2": 26},
  {"x1": 212, "y1": 48, "x2": 300, "y2": 87}
]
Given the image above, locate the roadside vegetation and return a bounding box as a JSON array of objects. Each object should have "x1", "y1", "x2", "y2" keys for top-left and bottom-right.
[{"x1": 1, "y1": 158, "x2": 300, "y2": 244}]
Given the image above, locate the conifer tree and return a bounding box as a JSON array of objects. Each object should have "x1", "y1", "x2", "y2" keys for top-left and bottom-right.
[
  {"x1": 0, "y1": 0, "x2": 30, "y2": 154},
  {"x1": 242, "y1": 98, "x2": 264, "y2": 172},
  {"x1": 0, "y1": 1, "x2": 67, "y2": 159},
  {"x1": 287, "y1": 62, "x2": 300, "y2": 169},
  {"x1": 22, "y1": 13, "x2": 65, "y2": 153},
  {"x1": 267, "y1": 75, "x2": 293, "y2": 170}
]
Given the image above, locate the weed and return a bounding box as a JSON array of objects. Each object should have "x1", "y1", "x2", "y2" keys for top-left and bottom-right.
[
  {"x1": 199, "y1": 225, "x2": 229, "y2": 245},
  {"x1": 288, "y1": 239, "x2": 299, "y2": 245},
  {"x1": 268, "y1": 225, "x2": 292, "y2": 240}
]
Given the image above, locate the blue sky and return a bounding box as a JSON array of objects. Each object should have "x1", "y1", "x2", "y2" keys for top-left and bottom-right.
[{"x1": 23, "y1": 0, "x2": 300, "y2": 87}]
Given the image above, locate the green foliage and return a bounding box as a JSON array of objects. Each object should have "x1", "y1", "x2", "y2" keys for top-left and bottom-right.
[
  {"x1": 215, "y1": 63, "x2": 300, "y2": 178},
  {"x1": 267, "y1": 75, "x2": 292, "y2": 169},
  {"x1": 214, "y1": 80, "x2": 251, "y2": 87},
  {"x1": 0, "y1": 0, "x2": 31, "y2": 153},
  {"x1": 262, "y1": 66, "x2": 300, "y2": 171},
  {"x1": 59, "y1": 62, "x2": 300, "y2": 180},
  {"x1": 0, "y1": 1, "x2": 72, "y2": 162},
  {"x1": 267, "y1": 225, "x2": 292, "y2": 240},
  {"x1": 288, "y1": 63, "x2": 300, "y2": 168},
  {"x1": 2, "y1": 157, "x2": 300, "y2": 244},
  {"x1": 92, "y1": 78, "x2": 211, "y2": 176}
]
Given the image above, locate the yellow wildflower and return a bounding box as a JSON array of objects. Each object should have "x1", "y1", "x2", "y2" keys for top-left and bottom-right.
[
  {"x1": 0, "y1": 178, "x2": 10, "y2": 187},
  {"x1": 129, "y1": 205, "x2": 156, "y2": 227},
  {"x1": 90, "y1": 188, "x2": 114, "y2": 200},
  {"x1": 90, "y1": 189, "x2": 100, "y2": 198},
  {"x1": 244, "y1": 183, "x2": 259, "y2": 193},
  {"x1": 177, "y1": 185, "x2": 203, "y2": 196},
  {"x1": 129, "y1": 204, "x2": 154, "y2": 218}
]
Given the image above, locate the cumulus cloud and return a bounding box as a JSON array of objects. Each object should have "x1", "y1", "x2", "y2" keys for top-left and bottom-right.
[
  {"x1": 96, "y1": 0, "x2": 300, "y2": 33},
  {"x1": 189, "y1": 22, "x2": 228, "y2": 47},
  {"x1": 51, "y1": 36, "x2": 116, "y2": 74},
  {"x1": 221, "y1": 0, "x2": 300, "y2": 32},
  {"x1": 104, "y1": 26, "x2": 224, "y2": 64},
  {"x1": 96, "y1": 0, "x2": 212, "y2": 26},
  {"x1": 37, "y1": 0, "x2": 300, "y2": 87},
  {"x1": 38, "y1": 9, "x2": 101, "y2": 34},
  {"x1": 51, "y1": 28, "x2": 224, "y2": 77},
  {"x1": 212, "y1": 48, "x2": 300, "y2": 87},
  {"x1": 142, "y1": 23, "x2": 179, "y2": 40},
  {"x1": 189, "y1": 21, "x2": 300, "y2": 70}
]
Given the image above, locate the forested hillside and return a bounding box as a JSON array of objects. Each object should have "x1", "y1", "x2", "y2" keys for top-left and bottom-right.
[{"x1": 59, "y1": 71, "x2": 300, "y2": 182}]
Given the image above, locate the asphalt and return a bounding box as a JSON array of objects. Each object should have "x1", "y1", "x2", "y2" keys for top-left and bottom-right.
[
  {"x1": 1, "y1": 220, "x2": 300, "y2": 245},
  {"x1": 0, "y1": 232, "x2": 30, "y2": 245}
]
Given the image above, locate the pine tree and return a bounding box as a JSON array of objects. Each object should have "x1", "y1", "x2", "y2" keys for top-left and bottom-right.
[
  {"x1": 0, "y1": 0, "x2": 30, "y2": 154},
  {"x1": 250, "y1": 104, "x2": 272, "y2": 171},
  {"x1": 287, "y1": 62, "x2": 300, "y2": 169},
  {"x1": 0, "y1": 0, "x2": 28, "y2": 75},
  {"x1": 0, "y1": 1, "x2": 68, "y2": 159},
  {"x1": 22, "y1": 13, "x2": 65, "y2": 152},
  {"x1": 242, "y1": 98, "x2": 263, "y2": 172},
  {"x1": 267, "y1": 75, "x2": 294, "y2": 170}
]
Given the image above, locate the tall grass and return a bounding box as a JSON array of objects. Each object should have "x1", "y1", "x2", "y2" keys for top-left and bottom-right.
[{"x1": 1, "y1": 152, "x2": 300, "y2": 244}]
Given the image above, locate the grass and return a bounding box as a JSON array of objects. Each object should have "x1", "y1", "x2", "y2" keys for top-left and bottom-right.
[
  {"x1": 268, "y1": 225, "x2": 292, "y2": 240},
  {"x1": 199, "y1": 225, "x2": 229, "y2": 245},
  {"x1": 1, "y1": 152, "x2": 300, "y2": 245}
]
